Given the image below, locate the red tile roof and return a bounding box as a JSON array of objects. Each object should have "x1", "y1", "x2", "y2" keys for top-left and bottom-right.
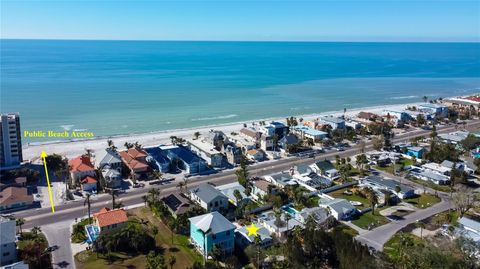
[
  {"x1": 119, "y1": 148, "x2": 149, "y2": 171},
  {"x1": 81, "y1": 176, "x2": 97, "y2": 185},
  {"x1": 69, "y1": 155, "x2": 95, "y2": 173},
  {"x1": 464, "y1": 96, "x2": 480, "y2": 103},
  {"x1": 93, "y1": 207, "x2": 128, "y2": 228}
]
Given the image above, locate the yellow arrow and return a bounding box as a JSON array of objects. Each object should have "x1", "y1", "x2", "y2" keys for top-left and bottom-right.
[{"x1": 40, "y1": 151, "x2": 55, "y2": 213}]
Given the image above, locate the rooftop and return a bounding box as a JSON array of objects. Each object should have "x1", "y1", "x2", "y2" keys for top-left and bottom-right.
[
  {"x1": 189, "y1": 211, "x2": 235, "y2": 234},
  {"x1": 161, "y1": 193, "x2": 192, "y2": 215},
  {"x1": 293, "y1": 126, "x2": 328, "y2": 136},
  {"x1": 0, "y1": 186, "x2": 33, "y2": 207},
  {"x1": 189, "y1": 183, "x2": 227, "y2": 204},
  {"x1": 216, "y1": 182, "x2": 248, "y2": 203},
  {"x1": 320, "y1": 116, "x2": 345, "y2": 124},
  {"x1": 93, "y1": 207, "x2": 128, "y2": 228},
  {"x1": 187, "y1": 138, "x2": 222, "y2": 156},
  {"x1": 236, "y1": 222, "x2": 272, "y2": 242},
  {"x1": 324, "y1": 199, "x2": 356, "y2": 214},
  {"x1": 69, "y1": 155, "x2": 95, "y2": 173},
  {"x1": 363, "y1": 175, "x2": 414, "y2": 194},
  {"x1": 160, "y1": 145, "x2": 203, "y2": 165}
]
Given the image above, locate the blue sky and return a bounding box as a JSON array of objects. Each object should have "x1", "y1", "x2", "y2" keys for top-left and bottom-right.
[{"x1": 1, "y1": 0, "x2": 479, "y2": 41}]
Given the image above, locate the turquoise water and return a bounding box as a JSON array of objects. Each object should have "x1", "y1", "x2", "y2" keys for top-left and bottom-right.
[{"x1": 1, "y1": 40, "x2": 479, "y2": 142}]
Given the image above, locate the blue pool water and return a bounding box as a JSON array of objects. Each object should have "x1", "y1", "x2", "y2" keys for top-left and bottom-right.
[{"x1": 85, "y1": 224, "x2": 100, "y2": 243}]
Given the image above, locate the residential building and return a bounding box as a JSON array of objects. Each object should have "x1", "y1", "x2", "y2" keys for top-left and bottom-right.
[
  {"x1": 383, "y1": 109, "x2": 410, "y2": 122},
  {"x1": 456, "y1": 217, "x2": 480, "y2": 242},
  {"x1": 418, "y1": 103, "x2": 449, "y2": 118},
  {"x1": 444, "y1": 96, "x2": 480, "y2": 110},
  {"x1": 320, "y1": 116, "x2": 345, "y2": 129},
  {"x1": 438, "y1": 131, "x2": 469, "y2": 145},
  {"x1": 145, "y1": 147, "x2": 171, "y2": 172},
  {"x1": 278, "y1": 134, "x2": 299, "y2": 150},
  {"x1": 159, "y1": 145, "x2": 208, "y2": 175},
  {"x1": 251, "y1": 179, "x2": 277, "y2": 201},
  {"x1": 312, "y1": 160, "x2": 339, "y2": 180},
  {"x1": 0, "y1": 217, "x2": 17, "y2": 266},
  {"x1": 240, "y1": 128, "x2": 260, "y2": 143},
  {"x1": 406, "y1": 146, "x2": 425, "y2": 159},
  {"x1": 361, "y1": 175, "x2": 415, "y2": 199},
  {"x1": 188, "y1": 183, "x2": 229, "y2": 212},
  {"x1": 345, "y1": 120, "x2": 362, "y2": 129},
  {"x1": 216, "y1": 182, "x2": 250, "y2": 207},
  {"x1": 80, "y1": 176, "x2": 97, "y2": 192},
  {"x1": 97, "y1": 149, "x2": 123, "y2": 189},
  {"x1": 119, "y1": 148, "x2": 150, "y2": 179},
  {"x1": 257, "y1": 210, "x2": 303, "y2": 241},
  {"x1": 235, "y1": 223, "x2": 272, "y2": 249},
  {"x1": 189, "y1": 212, "x2": 235, "y2": 258},
  {"x1": 0, "y1": 113, "x2": 22, "y2": 170},
  {"x1": 0, "y1": 186, "x2": 34, "y2": 212},
  {"x1": 410, "y1": 168, "x2": 450, "y2": 185},
  {"x1": 69, "y1": 155, "x2": 97, "y2": 187},
  {"x1": 357, "y1": 111, "x2": 379, "y2": 121},
  {"x1": 187, "y1": 138, "x2": 224, "y2": 168},
  {"x1": 319, "y1": 198, "x2": 358, "y2": 220},
  {"x1": 292, "y1": 126, "x2": 328, "y2": 141},
  {"x1": 93, "y1": 207, "x2": 128, "y2": 233},
  {"x1": 246, "y1": 149, "x2": 266, "y2": 162},
  {"x1": 441, "y1": 160, "x2": 475, "y2": 175},
  {"x1": 293, "y1": 173, "x2": 332, "y2": 191},
  {"x1": 422, "y1": 162, "x2": 451, "y2": 175},
  {"x1": 293, "y1": 206, "x2": 331, "y2": 225},
  {"x1": 260, "y1": 134, "x2": 274, "y2": 151},
  {"x1": 161, "y1": 193, "x2": 193, "y2": 218},
  {"x1": 259, "y1": 122, "x2": 289, "y2": 138},
  {"x1": 264, "y1": 172, "x2": 297, "y2": 189},
  {"x1": 223, "y1": 144, "x2": 242, "y2": 165}
]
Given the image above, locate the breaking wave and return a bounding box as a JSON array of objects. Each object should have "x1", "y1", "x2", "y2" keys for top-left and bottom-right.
[{"x1": 191, "y1": 114, "x2": 239, "y2": 121}]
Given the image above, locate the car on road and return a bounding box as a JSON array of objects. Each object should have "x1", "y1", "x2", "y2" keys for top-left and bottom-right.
[{"x1": 133, "y1": 183, "x2": 145, "y2": 188}]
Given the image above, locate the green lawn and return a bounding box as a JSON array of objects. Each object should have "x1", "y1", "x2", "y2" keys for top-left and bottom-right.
[
  {"x1": 75, "y1": 207, "x2": 202, "y2": 269},
  {"x1": 383, "y1": 232, "x2": 422, "y2": 258},
  {"x1": 408, "y1": 177, "x2": 452, "y2": 192},
  {"x1": 334, "y1": 224, "x2": 359, "y2": 237},
  {"x1": 403, "y1": 193, "x2": 441, "y2": 209},
  {"x1": 375, "y1": 159, "x2": 413, "y2": 175},
  {"x1": 351, "y1": 211, "x2": 390, "y2": 230},
  {"x1": 329, "y1": 188, "x2": 369, "y2": 209}
]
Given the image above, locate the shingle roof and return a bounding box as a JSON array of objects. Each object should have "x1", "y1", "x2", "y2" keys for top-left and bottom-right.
[
  {"x1": 0, "y1": 187, "x2": 33, "y2": 206},
  {"x1": 325, "y1": 199, "x2": 356, "y2": 214},
  {"x1": 161, "y1": 193, "x2": 192, "y2": 215},
  {"x1": 364, "y1": 175, "x2": 414, "y2": 194},
  {"x1": 315, "y1": 160, "x2": 335, "y2": 171},
  {"x1": 189, "y1": 211, "x2": 235, "y2": 234},
  {"x1": 189, "y1": 183, "x2": 227, "y2": 204},
  {"x1": 94, "y1": 208, "x2": 128, "y2": 228},
  {"x1": 237, "y1": 222, "x2": 272, "y2": 242},
  {"x1": 99, "y1": 149, "x2": 122, "y2": 167},
  {"x1": 253, "y1": 179, "x2": 273, "y2": 193}
]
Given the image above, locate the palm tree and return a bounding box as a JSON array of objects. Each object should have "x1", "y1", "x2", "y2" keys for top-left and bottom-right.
[
  {"x1": 233, "y1": 189, "x2": 243, "y2": 206},
  {"x1": 16, "y1": 218, "x2": 25, "y2": 235},
  {"x1": 84, "y1": 193, "x2": 92, "y2": 224},
  {"x1": 152, "y1": 226, "x2": 159, "y2": 239},
  {"x1": 176, "y1": 181, "x2": 186, "y2": 195},
  {"x1": 422, "y1": 96, "x2": 428, "y2": 103},
  {"x1": 364, "y1": 187, "x2": 379, "y2": 215},
  {"x1": 416, "y1": 221, "x2": 426, "y2": 239},
  {"x1": 194, "y1": 131, "x2": 201, "y2": 140},
  {"x1": 152, "y1": 170, "x2": 163, "y2": 181},
  {"x1": 107, "y1": 140, "x2": 117, "y2": 151},
  {"x1": 141, "y1": 195, "x2": 148, "y2": 207},
  {"x1": 169, "y1": 255, "x2": 177, "y2": 269},
  {"x1": 110, "y1": 189, "x2": 119, "y2": 208},
  {"x1": 124, "y1": 142, "x2": 133, "y2": 149},
  {"x1": 31, "y1": 226, "x2": 41, "y2": 235}
]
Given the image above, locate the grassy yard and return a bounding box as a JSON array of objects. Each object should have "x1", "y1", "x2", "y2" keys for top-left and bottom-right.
[
  {"x1": 335, "y1": 224, "x2": 359, "y2": 237},
  {"x1": 329, "y1": 188, "x2": 369, "y2": 209},
  {"x1": 351, "y1": 211, "x2": 390, "y2": 230},
  {"x1": 375, "y1": 159, "x2": 414, "y2": 175},
  {"x1": 75, "y1": 207, "x2": 202, "y2": 269},
  {"x1": 403, "y1": 193, "x2": 441, "y2": 209},
  {"x1": 408, "y1": 177, "x2": 452, "y2": 192},
  {"x1": 423, "y1": 210, "x2": 459, "y2": 230},
  {"x1": 383, "y1": 232, "x2": 422, "y2": 258}
]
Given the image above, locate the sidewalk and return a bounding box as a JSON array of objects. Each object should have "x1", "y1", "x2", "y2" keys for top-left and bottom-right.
[{"x1": 341, "y1": 220, "x2": 368, "y2": 235}]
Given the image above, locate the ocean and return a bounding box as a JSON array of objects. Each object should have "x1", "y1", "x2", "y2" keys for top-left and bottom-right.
[{"x1": 1, "y1": 40, "x2": 479, "y2": 143}]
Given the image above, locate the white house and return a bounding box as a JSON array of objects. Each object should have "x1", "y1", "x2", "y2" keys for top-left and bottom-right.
[
  {"x1": 319, "y1": 198, "x2": 358, "y2": 220},
  {"x1": 189, "y1": 183, "x2": 229, "y2": 212}
]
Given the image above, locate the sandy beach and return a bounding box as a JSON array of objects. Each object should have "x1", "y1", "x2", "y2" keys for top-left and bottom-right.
[{"x1": 23, "y1": 102, "x2": 423, "y2": 161}]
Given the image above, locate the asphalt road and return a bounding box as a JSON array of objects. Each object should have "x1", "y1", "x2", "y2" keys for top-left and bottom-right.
[{"x1": 15, "y1": 119, "x2": 480, "y2": 230}]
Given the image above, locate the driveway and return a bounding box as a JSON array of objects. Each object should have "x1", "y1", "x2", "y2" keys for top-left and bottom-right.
[
  {"x1": 43, "y1": 220, "x2": 75, "y2": 269},
  {"x1": 356, "y1": 198, "x2": 452, "y2": 251}
]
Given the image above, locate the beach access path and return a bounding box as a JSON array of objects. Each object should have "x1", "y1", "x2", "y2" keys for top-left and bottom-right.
[{"x1": 15, "y1": 118, "x2": 480, "y2": 231}]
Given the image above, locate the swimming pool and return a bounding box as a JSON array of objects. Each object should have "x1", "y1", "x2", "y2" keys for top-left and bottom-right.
[{"x1": 85, "y1": 224, "x2": 100, "y2": 243}]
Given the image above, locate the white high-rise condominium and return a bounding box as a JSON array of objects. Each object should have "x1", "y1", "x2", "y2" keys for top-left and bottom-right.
[{"x1": 0, "y1": 113, "x2": 23, "y2": 169}]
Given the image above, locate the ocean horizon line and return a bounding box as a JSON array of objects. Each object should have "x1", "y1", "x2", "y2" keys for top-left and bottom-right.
[{"x1": 1, "y1": 38, "x2": 479, "y2": 44}]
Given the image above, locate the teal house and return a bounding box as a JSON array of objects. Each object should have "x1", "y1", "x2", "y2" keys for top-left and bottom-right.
[
  {"x1": 189, "y1": 212, "x2": 235, "y2": 259},
  {"x1": 406, "y1": 146, "x2": 425, "y2": 159}
]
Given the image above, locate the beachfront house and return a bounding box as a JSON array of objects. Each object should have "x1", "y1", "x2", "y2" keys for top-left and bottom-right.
[
  {"x1": 145, "y1": 147, "x2": 171, "y2": 173},
  {"x1": 69, "y1": 155, "x2": 97, "y2": 189},
  {"x1": 312, "y1": 160, "x2": 339, "y2": 180},
  {"x1": 292, "y1": 126, "x2": 328, "y2": 141},
  {"x1": 97, "y1": 149, "x2": 123, "y2": 189},
  {"x1": 235, "y1": 223, "x2": 273, "y2": 249},
  {"x1": 161, "y1": 193, "x2": 193, "y2": 218},
  {"x1": 187, "y1": 138, "x2": 225, "y2": 168},
  {"x1": 119, "y1": 148, "x2": 150, "y2": 179},
  {"x1": 419, "y1": 103, "x2": 449, "y2": 118},
  {"x1": 320, "y1": 116, "x2": 345, "y2": 129},
  {"x1": 188, "y1": 183, "x2": 229, "y2": 212},
  {"x1": 383, "y1": 109, "x2": 411, "y2": 122},
  {"x1": 189, "y1": 212, "x2": 235, "y2": 258},
  {"x1": 360, "y1": 175, "x2": 415, "y2": 199},
  {"x1": 319, "y1": 198, "x2": 358, "y2": 220},
  {"x1": 159, "y1": 145, "x2": 208, "y2": 175},
  {"x1": 278, "y1": 134, "x2": 299, "y2": 151}
]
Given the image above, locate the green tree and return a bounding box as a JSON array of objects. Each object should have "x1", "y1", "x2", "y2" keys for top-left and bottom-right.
[
  {"x1": 84, "y1": 193, "x2": 92, "y2": 224},
  {"x1": 235, "y1": 155, "x2": 249, "y2": 187},
  {"x1": 146, "y1": 251, "x2": 167, "y2": 269},
  {"x1": 168, "y1": 255, "x2": 177, "y2": 269},
  {"x1": 16, "y1": 218, "x2": 25, "y2": 235},
  {"x1": 364, "y1": 187, "x2": 379, "y2": 215}
]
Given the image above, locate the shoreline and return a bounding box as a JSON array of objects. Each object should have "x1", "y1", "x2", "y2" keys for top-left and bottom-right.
[{"x1": 22, "y1": 101, "x2": 428, "y2": 160}]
